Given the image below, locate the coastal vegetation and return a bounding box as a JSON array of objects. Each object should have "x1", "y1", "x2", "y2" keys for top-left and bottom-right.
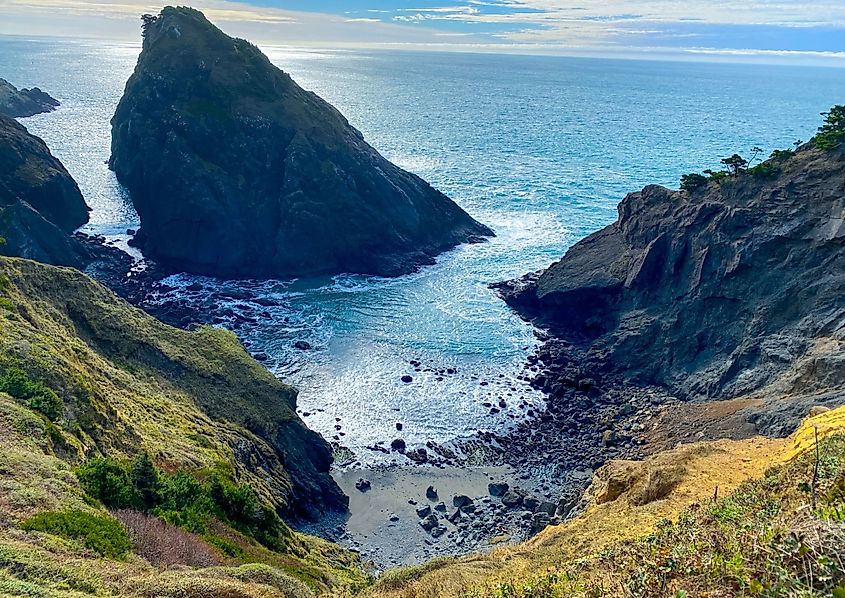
[{"x1": 680, "y1": 105, "x2": 843, "y2": 192}]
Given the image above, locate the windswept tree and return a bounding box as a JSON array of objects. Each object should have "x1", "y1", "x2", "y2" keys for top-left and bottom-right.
[
  {"x1": 141, "y1": 14, "x2": 158, "y2": 37},
  {"x1": 815, "y1": 105, "x2": 845, "y2": 150},
  {"x1": 720, "y1": 154, "x2": 748, "y2": 177}
]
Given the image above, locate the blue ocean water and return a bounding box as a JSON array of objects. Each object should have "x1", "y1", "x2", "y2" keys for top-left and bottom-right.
[{"x1": 2, "y1": 37, "x2": 844, "y2": 461}]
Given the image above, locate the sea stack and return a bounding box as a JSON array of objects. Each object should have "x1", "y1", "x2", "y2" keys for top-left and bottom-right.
[{"x1": 109, "y1": 7, "x2": 493, "y2": 278}]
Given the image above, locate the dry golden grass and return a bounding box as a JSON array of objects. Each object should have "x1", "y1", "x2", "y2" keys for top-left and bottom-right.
[{"x1": 365, "y1": 405, "x2": 845, "y2": 598}]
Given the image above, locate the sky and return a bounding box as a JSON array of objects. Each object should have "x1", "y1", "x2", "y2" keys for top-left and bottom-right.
[{"x1": 2, "y1": 0, "x2": 845, "y2": 64}]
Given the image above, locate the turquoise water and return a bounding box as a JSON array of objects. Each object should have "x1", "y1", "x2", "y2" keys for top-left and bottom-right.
[{"x1": 3, "y1": 37, "x2": 845, "y2": 461}]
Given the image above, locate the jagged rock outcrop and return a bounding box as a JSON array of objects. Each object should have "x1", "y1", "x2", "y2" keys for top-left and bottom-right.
[
  {"x1": 498, "y1": 144, "x2": 845, "y2": 400},
  {"x1": 0, "y1": 78, "x2": 59, "y2": 118},
  {"x1": 0, "y1": 114, "x2": 90, "y2": 266},
  {"x1": 109, "y1": 7, "x2": 492, "y2": 278}
]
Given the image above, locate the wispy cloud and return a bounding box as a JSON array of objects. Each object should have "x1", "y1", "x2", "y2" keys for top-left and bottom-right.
[{"x1": 1, "y1": 0, "x2": 844, "y2": 63}]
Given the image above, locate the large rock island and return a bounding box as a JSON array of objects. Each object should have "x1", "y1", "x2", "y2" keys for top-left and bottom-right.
[
  {"x1": 110, "y1": 7, "x2": 493, "y2": 278},
  {"x1": 0, "y1": 113, "x2": 90, "y2": 267},
  {"x1": 498, "y1": 140, "x2": 845, "y2": 404}
]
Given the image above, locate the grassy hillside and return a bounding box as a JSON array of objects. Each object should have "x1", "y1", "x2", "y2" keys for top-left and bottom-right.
[
  {"x1": 367, "y1": 406, "x2": 845, "y2": 598},
  {"x1": 0, "y1": 256, "x2": 367, "y2": 596}
]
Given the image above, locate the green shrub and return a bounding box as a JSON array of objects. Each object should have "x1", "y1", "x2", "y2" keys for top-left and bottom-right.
[
  {"x1": 76, "y1": 457, "x2": 138, "y2": 509},
  {"x1": 679, "y1": 173, "x2": 708, "y2": 193},
  {"x1": 748, "y1": 161, "x2": 781, "y2": 179},
  {"x1": 21, "y1": 511, "x2": 131, "y2": 559},
  {"x1": 0, "y1": 368, "x2": 63, "y2": 421},
  {"x1": 76, "y1": 456, "x2": 292, "y2": 553},
  {"x1": 769, "y1": 148, "x2": 795, "y2": 162}
]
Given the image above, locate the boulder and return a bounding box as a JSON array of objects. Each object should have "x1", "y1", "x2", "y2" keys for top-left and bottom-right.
[
  {"x1": 452, "y1": 494, "x2": 473, "y2": 509},
  {"x1": 419, "y1": 514, "x2": 438, "y2": 532},
  {"x1": 109, "y1": 7, "x2": 493, "y2": 279},
  {"x1": 501, "y1": 490, "x2": 524, "y2": 508},
  {"x1": 426, "y1": 486, "x2": 438, "y2": 501},
  {"x1": 488, "y1": 482, "x2": 509, "y2": 497},
  {"x1": 354, "y1": 478, "x2": 371, "y2": 492}
]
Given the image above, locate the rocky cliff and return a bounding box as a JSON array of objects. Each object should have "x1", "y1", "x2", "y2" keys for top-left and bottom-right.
[
  {"x1": 0, "y1": 114, "x2": 90, "y2": 266},
  {"x1": 0, "y1": 78, "x2": 59, "y2": 118},
  {"x1": 109, "y1": 7, "x2": 492, "y2": 279},
  {"x1": 498, "y1": 142, "x2": 845, "y2": 401}
]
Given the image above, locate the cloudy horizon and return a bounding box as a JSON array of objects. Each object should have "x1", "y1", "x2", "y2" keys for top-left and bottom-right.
[{"x1": 1, "y1": 0, "x2": 844, "y2": 65}]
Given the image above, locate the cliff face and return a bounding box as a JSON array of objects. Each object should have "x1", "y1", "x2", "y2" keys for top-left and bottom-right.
[
  {"x1": 0, "y1": 114, "x2": 90, "y2": 266},
  {"x1": 0, "y1": 257, "x2": 346, "y2": 520},
  {"x1": 0, "y1": 78, "x2": 59, "y2": 118},
  {"x1": 110, "y1": 7, "x2": 493, "y2": 279},
  {"x1": 499, "y1": 144, "x2": 845, "y2": 400}
]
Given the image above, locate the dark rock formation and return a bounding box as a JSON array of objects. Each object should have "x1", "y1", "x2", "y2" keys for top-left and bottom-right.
[
  {"x1": 0, "y1": 114, "x2": 90, "y2": 266},
  {"x1": 498, "y1": 144, "x2": 845, "y2": 400},
  {"x1": 110, "y1": 7, "x2": 492, "y2": 279},
  {"x1": 0, "y1": 78, "x2": 60, "y2": 118}
]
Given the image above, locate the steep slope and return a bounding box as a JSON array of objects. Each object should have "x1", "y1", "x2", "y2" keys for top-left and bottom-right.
[
  {"x1": 498, "y1": 142, "x2": 845, "y2": 401},
  {"x1": 0, "y1": 114, "x2": 90, "y2": 266},
  {"x1": 109, "y1": 7, "x2": 493, "y2": 279},
  {"x1": 0, "y1": 77, "x2": 59, "y2": 118},
  {"x1": 0, "y1": 257, "x2": 345, "y2": 520},
  {"x1": 365, "y1": 405, "x2": 845, "y2": 598}
]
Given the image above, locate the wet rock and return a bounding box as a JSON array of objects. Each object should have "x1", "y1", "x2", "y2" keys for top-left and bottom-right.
[
  {"x1": 406, "y1": 448, "x2": 428, "y2": 463},
  {"x1": 396, "y1": 422, "x2": 403, "y2": 431},
  {"x1": 501, "y1": 491, "x2": 524, "y2": 508},
  {"x1": 294, "y1": 340, "x2": 312, "y2": 351},
  {"x1": 453, "y1": 495, "x2": 473, "y2": 509},
  {"x1": 401, "y1": 375, "x2": 413, "y2": 383},
  {"x1": 390, "y1": 438, "x2": 407, "y2": 452},
  {"x1": 419, "y1": 514, "x2": 438, "y2": 532},
  {"x1": 488, "y1": 482, "x2": 509, "y2": 497}
]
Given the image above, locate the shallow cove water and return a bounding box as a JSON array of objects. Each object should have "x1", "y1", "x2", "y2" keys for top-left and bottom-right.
[{"x1": 3, "y1": 38, "x2": 845, "y2": 464}]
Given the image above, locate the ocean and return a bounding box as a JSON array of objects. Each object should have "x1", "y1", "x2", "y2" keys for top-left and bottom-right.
[{"x1": 2, "y1": 36, "x2": 844, "y2": 462}]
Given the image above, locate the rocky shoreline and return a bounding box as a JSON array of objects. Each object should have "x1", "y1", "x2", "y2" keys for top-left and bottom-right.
[{"x1": 76, "y1": 234, "x2": 684, "y2": 567}]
